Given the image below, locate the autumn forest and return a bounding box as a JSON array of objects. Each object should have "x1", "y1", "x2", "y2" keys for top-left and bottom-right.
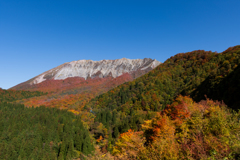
[{"x1": 1, "y1": 45, "x2": 240, "y2": 159}]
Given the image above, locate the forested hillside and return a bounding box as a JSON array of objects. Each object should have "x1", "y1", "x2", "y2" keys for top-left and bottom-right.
[
  {"x1": 87, "y1": 45, "x2": 240, "y2": 112},
  {"x1": 1, "y1": 45, "x2": 240, "y2": 159},
  {"x1": 17, "y1": 73, "x2": 135, "y2": 110},
  {"x1": 0, "y1": 102, "x2": 94, "y2": 159},
  {"x1": 192, "y1": 46, "x2": 240, "y2": 110},
  {"x1": 10, "y1": 58, "x2": 160, "y2": 111},
  {"x1": 112, "y1": 96, "x2": 240, "y2": 159},
  {"x1": 84, "y1": 45, "x2": 240, "y2": 158},
  {"x1": 0, "y1": 88, "x2": 46, "y2": 102}
]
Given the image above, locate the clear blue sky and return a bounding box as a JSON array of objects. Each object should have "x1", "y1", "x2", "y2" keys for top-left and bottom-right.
[{"x1": 1, "y1": 0, "x2": 240, "y2": 89}]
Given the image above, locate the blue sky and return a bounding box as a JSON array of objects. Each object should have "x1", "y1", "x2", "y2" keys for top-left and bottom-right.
[{"x1": 1, "y1": 0, "x2": 240, "y2": 89}]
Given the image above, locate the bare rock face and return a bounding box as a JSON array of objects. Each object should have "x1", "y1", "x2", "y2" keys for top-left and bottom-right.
[
  {"x1": 11, "y1": 58, "x2": 161, "y2": 90},
  {"x1": 30, "y1": 58, "x2": 161, "y2": 84}
]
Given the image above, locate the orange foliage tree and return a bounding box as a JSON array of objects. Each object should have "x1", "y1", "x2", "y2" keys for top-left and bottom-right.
[{"x1": 113, "y1": 95, "x2": 240, "y2": 160}]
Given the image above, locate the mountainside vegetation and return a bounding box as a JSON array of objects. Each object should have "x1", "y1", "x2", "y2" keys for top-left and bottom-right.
[
  {"x1": 192, "y1": 46, "x2": 240, "y2": 110},
  {"x1": 16, "y1": 73, "x2": 134, "y2": 111},
  {"x1": 10, "y1": 58, "x2": 159, "y2": 112},
  {"x1": 0, "y1": 102, "x2": 94, "y2": 160},
  {"x1": 84, "y1": 45, "x2": 240, "y2": 159},
  {"x1": 112, "y1": 96, "x2": 240, "y2": 159},
  {"x1": 87, "y1": 45, "x2": 240, "y2": 112},
  {"x1": 0, "y1": 88, "x2": 46, "y2": 102},
  {"x1": 1, "y1": 45, "x2": 240, "y2": 159}
]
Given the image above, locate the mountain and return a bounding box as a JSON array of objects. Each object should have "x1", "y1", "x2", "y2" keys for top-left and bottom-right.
[
  {"x1": 11, "y1": 58, "x2": 161, "y2": 91},
  {"x1": 86, "y1": 45, "x2": 240, "y2": 112},
  {"x1": 2, "y1": 46, "x2": 240, "y2": 159},
  {"x1": 10, "y1": 58, "x2": 160, "y2": 110},
  {"x1": 84, "y1": 45, "x2": 240, "y2": 156}
]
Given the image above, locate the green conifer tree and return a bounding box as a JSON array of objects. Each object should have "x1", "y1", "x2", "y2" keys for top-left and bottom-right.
[
  {"x1": 82, "y1": 131, "x2": 93, "y2": 155},
  {"x1": 112, "y1": 111, "x2": 117, "y2": 125},
  {"x1": 114, "y1": 127, "x2": 119, "y2": 138},
  {"x1": 75, "y1": 134, "x2": 83, "y2": 151}
]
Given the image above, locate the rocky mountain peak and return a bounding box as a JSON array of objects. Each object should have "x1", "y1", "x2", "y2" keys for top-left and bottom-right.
[{"x1": 15, "y1": 58, "x2": 161, "y2": 87}]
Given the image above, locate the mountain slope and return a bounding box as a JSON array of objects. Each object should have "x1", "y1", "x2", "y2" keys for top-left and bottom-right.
[
  {"x1": 83, "y1": 45, "x2": 240, "y2": 152},
  {"x1": 3, "y1": 46, "x2": 240, "y2": 159},
  {"x1": 0, "y1": 102, "x2": 94, "y2": 159},
  {"x1": 0, "y1": 88, "x2": 46, "y2": 102},
  {"x1": 11, "y1": 58, "x2": 160, "y2": 91},
  {"x1": 11, "y1": 58, "x2": 160, "y2": 110},
  {"x1": 191, "y1": 46, "x2": 240, "y2": 110},
  {"x1": 86, "y1": 45, "x2": 240, "y2": 112}
]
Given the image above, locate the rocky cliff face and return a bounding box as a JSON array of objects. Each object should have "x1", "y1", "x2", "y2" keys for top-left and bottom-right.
[
  {"x1": 31, "y1": 58, "x2": 161, "y2": 84},
  {"x1": 11, "y1": 58, "x2": 161, "y2": 90}
]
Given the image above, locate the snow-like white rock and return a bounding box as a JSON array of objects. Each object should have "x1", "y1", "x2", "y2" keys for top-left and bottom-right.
[
  {"x1": 33, "y1": 74, "x2": 46, "y2": 84},
  {"x1": 32, "y1": 58, "x2": 161, "y2": 84}
]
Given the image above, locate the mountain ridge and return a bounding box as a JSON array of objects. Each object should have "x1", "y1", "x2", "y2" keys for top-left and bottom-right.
[
  {"x1": 11, "y1": 58, "x2": 161, "y2": 90},
  {"x1": 2, "y1": 45, "x2": 240, "y2": 160},
  {"x1": 10, "y1": 57, "x2": 161, "y2": 109}
]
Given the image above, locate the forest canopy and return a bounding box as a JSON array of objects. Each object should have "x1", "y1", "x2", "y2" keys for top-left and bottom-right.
[
  {"x1": 0, "y1": 102, "x2": 94, "y2": 160},
  {"x1": 1, "y1": 45, "x2": 240, "y2": 159}
]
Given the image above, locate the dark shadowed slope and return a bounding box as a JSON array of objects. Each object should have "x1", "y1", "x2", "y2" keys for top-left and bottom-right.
[{"x1": 86, "y1": 45, "x2": 240, "y2": 113}]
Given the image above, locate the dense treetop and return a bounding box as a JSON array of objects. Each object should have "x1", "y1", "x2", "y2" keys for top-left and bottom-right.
[
  {"x1": 83, "y1": 46, "x2": 240, "y2": 157},
  {"x1": 113, "y1": 96, "x2": 240, "y2": 159},
  {"x1": 0, "y1": 102, "x2": 94, "y2": 160},
  {"x1": 1, "y1": 45, "x2": 240, "y2": 159},
  {"x1": 0, "y1": 88, "x2": 46, "y2": 102},
  {"x1": 86, "y1": 45, "x2": 240, "y2": 112}
]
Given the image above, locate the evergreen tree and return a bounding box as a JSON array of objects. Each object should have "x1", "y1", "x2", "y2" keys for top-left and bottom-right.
[
  {"x1": 112, "y1": 111, "x2": 117, "y2": 125},
  {"x1": 75, "y1": 133, "x2": 83, "y2": 151},
  {"x1": 58, "y1": 152, "x2": 64, "y2": 160},
  {"x1": 50, "y1": 150, "x2": 58, "y2": 160},
  {"x1": 44, "y1": 141, "x2": 51, "y2": 153},
  {"x1": 101, "y1": 112, "x2": 106, "y2": 125},
  {"x1": 82, "y1": 130, "x2": 93, "y2": 155},
  {"x1": 106, "y1": 110, "x2": 112, "y2": 122},
  {"x1": 114, "y1": 127, "x2": 119, "y2": 138},
  {"x1": 0, "y1": 101, "x2": 94, "y2": 159}
]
